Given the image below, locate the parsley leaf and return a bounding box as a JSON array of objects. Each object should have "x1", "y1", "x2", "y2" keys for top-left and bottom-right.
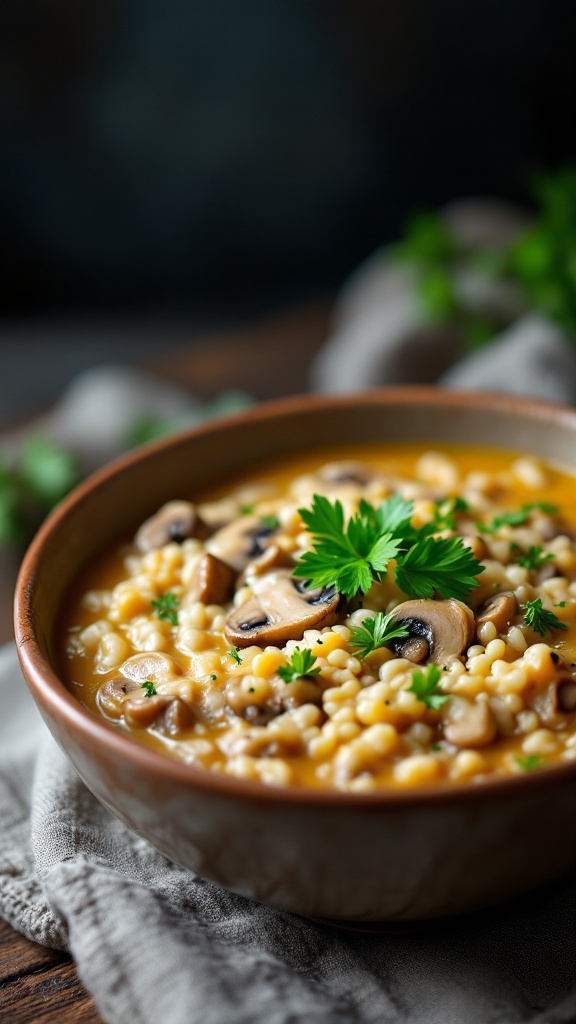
[
  {"x1": 141, "y1": 680, "x2": 157, "y2": 698},
  {"x1": 522, "y1": 598, "x2": 568, "y2": 636},
  {"x1": 151, "y1": 592, "x2": 180, "y2": 626},
  {"x1": 277, "y1": 647, "x2": 321, "y2": 683},
  {"x1": 478, "y1": 502, "x2": 559, "y2": 535},
  {"x1": 394, "y1": 535, "x2": 483, "y2": 600},
  {"x1": 260, "y1": 514, "x2": 280, "y2": 530},
  {"x1": 407, "y1": 664, "x2": 450, "y2": 710},
  {"x1": 293, "y1": 494, "x2": 400, "y2": 597},
  {"x1": 515, "y1": 754, "x2": 544, "y2": 772},
  {"x1": 426, "y1": 496, "x2": 469, "y2": 533},
  {"x1": 515, "y1": 545, "x2": 554, "y2": 570},
  {"x1": 349, "y1": 612, "x2": 409, "y2": 660},
  {"x1": 228, "y1": 647, "x2": 243, "y2": 665}
]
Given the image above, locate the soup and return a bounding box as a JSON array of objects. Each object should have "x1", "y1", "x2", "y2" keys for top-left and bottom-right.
[{"x1": 60, "y1": 443, "x2": 576, "y2": 791}]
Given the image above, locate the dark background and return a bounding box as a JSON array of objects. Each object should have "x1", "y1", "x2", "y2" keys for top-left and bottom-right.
[{"x1": 0, "y1": 0, "x2": 575, "y2": 415}]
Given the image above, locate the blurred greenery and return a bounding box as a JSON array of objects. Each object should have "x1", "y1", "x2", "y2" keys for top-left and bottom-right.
[
  {"x1": 0, "y1": 389, "x2": 252, "y2": 549},
  {"x1": 395, "y1": 164, "x2": 576, "y2": 349}
]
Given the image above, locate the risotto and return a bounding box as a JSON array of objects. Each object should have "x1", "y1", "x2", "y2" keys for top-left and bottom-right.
[{"x1": 60, "y1": 443, "x2": 576, "y2": 791}]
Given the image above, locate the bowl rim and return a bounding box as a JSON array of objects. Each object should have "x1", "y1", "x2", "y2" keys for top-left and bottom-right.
[{"x1": 14, "y1": 385, "x2": 576, "y2": 808}]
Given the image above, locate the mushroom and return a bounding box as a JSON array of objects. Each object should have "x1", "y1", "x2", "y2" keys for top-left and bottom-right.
[
  {"x1": 135, "y1": 500, "x2": 209, "y2": 552},
  {"x1": 238, "y1": 543, "x2": 293, "y2": 586},
  {"x1": 318, "y1": 461, "x2": 378, "y2": 485},
  {"x1": 186, "y1": 553, "x2": 236, "y2": 605},
  {"x1": 225, "y1": 680, "x2": 281, "y2": 726},
  {"x1": 207, "y1": 514, "x2": 279, "y2": 574},
  {"x1": 119, "y1": 652, "x2": 183, "y2": 684},
  {"x1": 389, "y1": 599, "x2": 475, "y2": 664},
  {"x1": 531, "y1": 676, "x2": 576, "y2": 728},
  {"x1": 97, "y1": 677, "x2": 141, "y2": 719},
  {"x1": 224, "y1": 570, "x2": 340, "y2": 647},
  {"x1": 475, "y1": 592, "x2": 518, "y2": 635},
  {"x1": 443, "y1": 697, "x2": 497, "y2": 748},
  {"x1": 124, "y1": 694, "x2": 195, "y2": 736}
]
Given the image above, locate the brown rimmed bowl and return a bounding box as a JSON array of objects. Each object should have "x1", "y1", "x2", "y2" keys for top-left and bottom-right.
[{"x1": 14, "y1": 387, "x2": 576, "y2": 922}]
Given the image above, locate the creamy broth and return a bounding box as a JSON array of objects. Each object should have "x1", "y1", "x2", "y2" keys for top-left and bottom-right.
[{"x1": 60, "y1": 443, "x2": 576, "y2": 790}]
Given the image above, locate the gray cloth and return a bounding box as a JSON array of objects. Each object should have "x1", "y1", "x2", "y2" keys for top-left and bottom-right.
[{"x1": 1, "y1": 645, "x2": 576, "y2": 1024}]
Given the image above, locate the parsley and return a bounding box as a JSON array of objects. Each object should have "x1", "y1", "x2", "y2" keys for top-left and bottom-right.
[
  {"x1": 407, "y1": 664, "x2": 450, "y2": 710},
  {"x1": 515, "y1": 755, "x2": 544, "y2": 772},
  {"x1": 478, "y1": 502, "x2": 559, "y2": 535},
  {"x1": 293, "y1": 493, "x2": 483, "y2": 601},
  {"x1": 515, "y1": 546, "x2": 554, "y2": 570},
  {"x1": 349, "y1": 612, "x2": 409, "y2": 660},
  {"x1": 260, "y1": 514, "x2": 280, "y2": 530},
  {"x1": 293, "y1": 494, "x2": 401, "y2": 597},
  {"x1": 151, "y1": 592, "x2": 180, "y2": 626},
  {"x1": 427, "y1": 496, "x2": 469, "y2": 533},
  {"x1": 240, "y1": 503, "x2": 254, "y2": 516},
  {"x1": 228, "y1": 647, "x2": 242, "y2": 665},
  {"x1": 277, "y1": 647, "x2": 321, "y2": 683},
  {"x1": 522, "y1": 598, "x2": 568, "y2": 636},
  {"x1": 142, "y1": 680, "x2": 157, "y2": 698},
  {"x1": 395, "y1": 535, "x2": 482, "y2": 601},
  {"x1": 556, "y1": 601, "x2": 567, "y2": 608},
  {"x1": 210, "y1": 674, "x2": 217, "y2": 681}
]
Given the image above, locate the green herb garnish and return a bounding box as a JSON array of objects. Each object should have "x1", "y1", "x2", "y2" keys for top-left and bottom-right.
[
  {"x1": 228, "y1": 647, "x2": 242, "y2": 665},
  {"x1": 142, "y1": 680, "x2": 157, "y2": 698},
  {"x1": 427, "y1": 496, "x2": 469, "y2": 533},
  {"x1": 349, "y1": 612, "x2": 410, "y2": 660},
  {"x1": 293, "y1": 494, "x2": 483, "y2": 600},
  {"x1": 239, "y1": 503, "x2": 254, "y2": 516},
  {"x1": 522, "y1": 598, "x2": 568, "y2": 636},
  {"x1": 515, "y1": 755, "x2": 544, "y2": 772},
  {"x1": 515, "y1": 546, "x2": 554, "y2": 570},
  {"x1": 478, "y1": 502, "x2": 559, "y2": 535},
  {"x1": 260, "y1": 514, "x2": 280, "y2": 530},
  {"x1": 407, "y1": 664, "x2": 450, "y2": 711},
  {"x1": 151, "y1": 592, "x2": 180, "y2": 626},
  {"x1": 277, "y1": 647, "x2": 321, "y2": 683}
]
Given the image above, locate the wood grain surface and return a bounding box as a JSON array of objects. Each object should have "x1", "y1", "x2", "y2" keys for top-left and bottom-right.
[{"x1": 0, "y1": 299, "x2": 330, "y2": 1024}]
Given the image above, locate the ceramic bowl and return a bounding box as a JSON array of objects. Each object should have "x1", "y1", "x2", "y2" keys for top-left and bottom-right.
[{"x1": 15, "y1": 387, "x2": 576, "y2": 922}]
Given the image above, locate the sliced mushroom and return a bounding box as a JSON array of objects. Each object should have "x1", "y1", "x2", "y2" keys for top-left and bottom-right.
[
  {"x1": 225, "y1": 570, "x2": 340, "y2": 647},
  {"x1": 97, "y1": 677, "x2": 140, "y2": 719},
  {"x1": 225, "y1": 680, "x2": 281, "y2": 726},
  {"x1": 239, "y1": 543, "x2": 293, "y2": 587},
  {"x1": 318, "y1": 461, "x2": 378, "y2": 485},
  {"x1": 226, "y1": 727, "x2": 303, "y2": 759},
  {"x1": 390, "y1": 599, "x2": 475, "y2": 665},
  {"x1": 207, "y1": 514, "x2": 279, "y2": 574},
  {"x1": 135, "y1": 500, "x2": 209, "y2": 552},
  {"x1": 475, "y1": 592, "x2": 518, "y2": 635},
  {"x1": 279, "y1": 677, "x2": 323, "y2": 711},
  {"x1": 443, "y1": 697, "x2": 497, "y2": 748},
  {"x1": 124, "y1": 694, "x2": 195, "y2": 736},
  {"x1": 119, "y1": 652, "x2": 183, "y2": 684},
  {"x1": 186, "y1": 553, "x2": 236, "y2": 605},
  {"x1": 531, "y1": 677, "x2": 576, "y2": 728}
]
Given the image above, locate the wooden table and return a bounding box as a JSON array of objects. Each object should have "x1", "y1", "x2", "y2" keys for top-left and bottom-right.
[{"x1": 0, "y1": 300, "x2": 332, "y2": 1023}]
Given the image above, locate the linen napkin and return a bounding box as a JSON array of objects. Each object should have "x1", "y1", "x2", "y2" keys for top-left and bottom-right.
[{"x1": 2, "y1": 200, "x2": 576, "y2": 1022}]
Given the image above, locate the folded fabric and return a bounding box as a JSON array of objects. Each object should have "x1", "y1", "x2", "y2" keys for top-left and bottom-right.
[
  {"x1": 1, "y1": 645, "x2": 576, "y2": 1024},
  {"x1": 310, "y1": 200, "x2": 576, "y2": 403}
]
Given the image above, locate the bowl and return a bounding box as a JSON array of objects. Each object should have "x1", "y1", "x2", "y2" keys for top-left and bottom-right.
[{"x1": 14, "y1": 387, "x2": 576, "y2": 922}]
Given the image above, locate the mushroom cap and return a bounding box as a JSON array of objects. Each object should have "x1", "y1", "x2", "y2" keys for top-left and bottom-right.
[
  {"x1": 443, "y1": 696, "x2": 497, "y2": 748},
  {"x1": 475, "y1": 592, "x2": 518, "y2": 634},
  {"x1": 391, "y1": 598, "x2": 475, "y2": 665},
  {"x1": 186, "y1": 553, "x2": 236, "y2": 605},
  {"x1": 224, "y1": 569, "x2": 340, "y2": 647},
  {"x1": 207, "y1": 514, "x2": 278, "y2": 574},
  {"x1": 135, "y1": 500, "x2": 208, "y2": 552}
]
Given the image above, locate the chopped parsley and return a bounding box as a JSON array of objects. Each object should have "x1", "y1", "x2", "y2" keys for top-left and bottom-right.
[
  {"x1": 522, "y1": 598, "x2": 568, "y2": 636},
  {"x1": 228, "y1": 647, "x2": 243, "y2": 665},
  {"x1": 407, "y1": 664, "x2": 450, "y2": 711},
  {"x1": 239, "y1": 503, "x2": 255, "y2": 516},
  {"x1": 293, "y1": 493, "x2": 483, "y2": 600},
  {"x1": 349, "y1": 612, "x2": 409, "y2": 660},
  {"x1": 260, "y1": 514, "x2": 280, "y2": 530},
  {"x1": 141, "y1": 680, "x2": 157, "y2": 698},
  {"x1": 277, "y1": 647, "x2": 321, "y2": 683},
  {"x1": 478, "y1": 502, "x2": 559, "y2": 535},
  {"x1": 515, "y1": 755, "x2": 544, "y2": 772},
  {"x1": 427, "y1": 496, "x2": 469, "y2": 533},
  {"x1": 151, "y1": 592, "x2": 180, "y2": 626},
  {"x1": 514, "y1": 545, "x2": 554, "y2": 571}
]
